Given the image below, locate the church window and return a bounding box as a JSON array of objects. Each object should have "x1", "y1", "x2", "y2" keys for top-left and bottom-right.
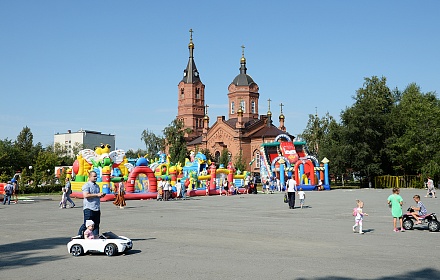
[
  {"x1": 251, "y1": 101, "x2": 256, "y2": 113},
  {"x1": 215, "y1": 151, "x2": 220, "y2": 162},
  {"x1": 231, "y1": 102, "x2": 235, "y2": 114},
  {"x1": 255, "y1": 151, "x2": 260, "y2": 168},
  {"x1": 196, "y1": 88, "x2": 200, "y2": 99},
  {"x1": 180, "y1": 89, "x2": 184, "y2": 99},
  {"x1": 240, "y1": 100, "x2": 246, "y2": 113}
]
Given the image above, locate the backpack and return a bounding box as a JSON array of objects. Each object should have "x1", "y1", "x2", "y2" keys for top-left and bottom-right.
[{"x1": 352, "y1": 207, "x2": 358, "y2": 216}]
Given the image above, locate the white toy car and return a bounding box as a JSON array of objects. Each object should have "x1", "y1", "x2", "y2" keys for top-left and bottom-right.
[{"x1": 67, "y1": 231, "x2": 133, "y2": 257}]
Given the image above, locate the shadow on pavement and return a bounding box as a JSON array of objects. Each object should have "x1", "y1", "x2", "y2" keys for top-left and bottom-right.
[
  {"x1": 296, "y1": 268, "x2": 440, "y2": 280},
  {"x1": 0, "y1": 237, "x2": 68, "y2": 270}
]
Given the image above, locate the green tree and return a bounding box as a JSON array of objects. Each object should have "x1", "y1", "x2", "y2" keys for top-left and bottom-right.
[
  {"x1": 34, "y1": 150, "x2": 61, "y2": 185},
  {"x1": 141, "y1": 129, "x2": 165, "y2": 158},
  {"x1": 234, "y1": 149, "x2": 246, "y2": 173},
  {"x1": 163, "y1": 119, "x2": 190, "y2": 165},
  {"x1": 387, "y1": 83, "x2": 440, "y2": 177},
  {"x1": 219, "y1": 148, "x2": 230, "y2": 167},
  {"x1": 301, "y1": 112, "x2": 348, "y2": 183},
  {"x1": 125, "y1": 148, "x2": 148, "y2": 159},
  {"x1": 10, "y1": 126, "x2": 35, "y2": 174},
  {"x1": 71, "y1": 142, "x2": 85, "y2": 157},
  {"x1": 340, "y1": 76, "x2": 397, "y2": 181},
  {"x1": 0, "y1": 138, "x2": 16, "y2": 178}
]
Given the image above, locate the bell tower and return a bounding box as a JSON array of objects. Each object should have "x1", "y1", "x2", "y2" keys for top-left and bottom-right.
[
  {"x1": 228, "y1": 45, "x2": 259, "y2": 120},
  {"x1": 177, "y1": 29, "x2": 206, "y2": 139}
]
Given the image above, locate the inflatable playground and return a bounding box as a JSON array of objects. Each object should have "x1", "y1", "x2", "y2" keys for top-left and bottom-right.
[
  {"x1": 1, "y1": 134, "x2": 330, "y2": 201},
  {"x1": 259, "y1": 134, "x2": 330, "y2": 191},
  {"x1": 69, "y1": 146, "x2": 251, "y2": 201}
]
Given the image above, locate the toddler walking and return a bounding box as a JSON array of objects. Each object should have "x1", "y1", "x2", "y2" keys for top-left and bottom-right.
[
  {"x1": 352, "y1": 199, "x2": 368, "y2": 234},
  {"x1": 298, "y1": 188, "x2": 306, "y2": 208},
  {"x1": 59, "y1": 187, "x2": 67, "y2": 209}
]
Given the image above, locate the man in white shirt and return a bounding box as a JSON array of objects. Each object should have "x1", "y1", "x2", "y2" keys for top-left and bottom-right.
[{"x1": 286, "y1": 176, "x2": 297, "y2": 209}]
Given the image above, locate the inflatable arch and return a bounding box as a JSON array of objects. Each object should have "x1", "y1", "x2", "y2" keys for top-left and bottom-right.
[
  {"x1": 125, "y1": 166, "x2": 157, "y2": 193},
  {"x1": 294, "y1": 159, "x2": 316, "y2": 185},
  {"x1": 274, "y1": 134, "x2": 292, "y2": 142},
  {"x1": 270, "y1": 156, "x2": 292, "y2": 186}
]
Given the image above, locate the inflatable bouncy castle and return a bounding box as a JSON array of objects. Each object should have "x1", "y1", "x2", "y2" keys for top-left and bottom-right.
[{"x1": 259, "y1": 134, "x2": 330, "y2": 191}]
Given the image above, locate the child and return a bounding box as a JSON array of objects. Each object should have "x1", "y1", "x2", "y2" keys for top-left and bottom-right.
[
  {"x1": 387, "y1": 188, "x2": 404, "y2": 232},
  {"x1": 84, "y1": 220, "x2": 95, "y2": 239},
  {"x1": 352, "y1": 199, "x2": 368, "y2": 234},
  {"x1": 410, "y1": 195, "x2": 428, "y2": 224},
  {"x1": 298, "y1": 188, "x2": 306, "y2": 208},
  {"x1": 59, "y1": 187, "x2": 67, "y2": 209}
]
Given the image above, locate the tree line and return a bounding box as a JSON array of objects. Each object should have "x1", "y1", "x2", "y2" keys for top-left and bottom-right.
[{"x1": 300, "y1": 76, "x2": 440, "y2": 187}]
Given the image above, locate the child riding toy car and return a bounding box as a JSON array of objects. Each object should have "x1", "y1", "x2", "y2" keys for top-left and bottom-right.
[{"x1": 402, "y1": 207, "x2": 439, "y2": 232}]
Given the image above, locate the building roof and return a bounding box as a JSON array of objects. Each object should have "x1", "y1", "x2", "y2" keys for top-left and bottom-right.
[
  {"x1": 187, "y1": 135, "x2": 203, "y2": 146},
  {"x1": 181, "y1": 32, "x2": 201, "y2": 84},
  {"x1": 250, "y1": 125, "x2": 294, "y2": 139},
  {"x1": 231, "y1": 50, "x2": 255, "y2": 86}
]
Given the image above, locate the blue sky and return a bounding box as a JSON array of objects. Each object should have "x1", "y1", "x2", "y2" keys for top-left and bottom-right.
[{"x1": 1, "y1": 1, "x2": 439, "y2": 151}]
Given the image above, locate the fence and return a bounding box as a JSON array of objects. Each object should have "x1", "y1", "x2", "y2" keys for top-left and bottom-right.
[{"x1": 374, "y1": 175, "x2": 424, "y2": 189}]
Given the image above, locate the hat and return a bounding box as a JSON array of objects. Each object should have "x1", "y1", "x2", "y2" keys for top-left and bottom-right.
[
  {"x1": 86, "y1": 220, "x2": 95, "y2": 227},
  {"x1": 11, "y1": 179, "x2": 17, "y2": 183}
]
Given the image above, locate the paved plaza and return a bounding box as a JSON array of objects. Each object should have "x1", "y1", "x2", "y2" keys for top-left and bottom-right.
[{"x1": 1, "y1": 188, "x2": 440, "y2": 280}]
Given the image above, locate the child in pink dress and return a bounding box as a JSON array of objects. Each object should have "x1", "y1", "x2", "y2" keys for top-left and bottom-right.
[
  {"x1": 84, "y1": 220, "x2": 95, "y2": 239},
  {"x1": 352, "y1": 199, "x2": 368, "y2": 234}
]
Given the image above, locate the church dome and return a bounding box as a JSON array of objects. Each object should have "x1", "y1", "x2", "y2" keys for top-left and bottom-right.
[{"x1": 232, "y1": 73, "x2": 255, "y2": 86}]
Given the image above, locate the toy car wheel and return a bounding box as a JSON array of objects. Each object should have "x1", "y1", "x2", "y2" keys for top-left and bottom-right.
[
  {"x1": 428, "y1": 220, "x2": 440, "y2": 232},
  {"x1": 104, "y1": 243, "x2": 118, "y2": 256},
  {"x1": 403, "y1": 219, "x2": 413, "y2": 230},
  {"x1": 70, "y1": 244, "x2": 84, "y2": 257}
]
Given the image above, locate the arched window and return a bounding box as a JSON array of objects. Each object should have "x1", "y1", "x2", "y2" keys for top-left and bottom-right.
[
  {"x1": 240, "y1": 100, "x2": 246, "y2": 113},
  {"x1": 180, "y1": 88, "x2": 184, "y2": 99},
  {"x1": 231, "y1": 102, "x2": 235, "y2": 114},
  {"x1": 196, "y1": 88, "x2": 200, "y2": 99},
  {"x1": 255, "y1": 151, "x2": 260, "y2": 168},
  {"x1": 251, "y1": 101, "x2": 256, "y2": 114},
  {"x1": 215, "y1": 151, "x2": 220, "y2": 163}
]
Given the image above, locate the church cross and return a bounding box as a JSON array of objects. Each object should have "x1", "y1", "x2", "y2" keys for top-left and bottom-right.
[
  {"x1": 205, "y1": 104, "x2": 209, "y2": 115},
  {"x1": 280, "y1": 103, "x2": 284, "y2": 114},
  {"x1": 267, "y1": 98, "x2": 272, "y2": 111}
]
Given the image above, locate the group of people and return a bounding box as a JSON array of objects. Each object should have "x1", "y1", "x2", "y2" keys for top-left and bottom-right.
[
  {"x1": 353, "y1": 187, "x2": 430, "y2": 234},
  {"x1": 70, "y1": 171, "x2": 436, "y2": 239},
  {"x1": 2, "y1": 179, "x2": 19, "y2": 205},
  {"x1": 157, "y1": 178, "x2": 187, "y2": 201},
  {"x1": 262, "y1": 176, "x2": 282, "y2": 194}
]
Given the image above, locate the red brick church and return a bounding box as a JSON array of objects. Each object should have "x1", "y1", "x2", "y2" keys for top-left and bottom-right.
[{"x1": 177, "y1": 30, "x2": 293, "y2": 174}]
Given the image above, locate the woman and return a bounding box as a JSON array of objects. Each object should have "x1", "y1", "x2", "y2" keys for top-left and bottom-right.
[{"x1": 113, "y1": 178, "x2": 126, "y2": 209}]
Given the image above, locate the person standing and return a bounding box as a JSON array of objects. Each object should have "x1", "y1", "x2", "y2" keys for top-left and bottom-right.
[
  {"x1": 163, "y1": 179, "x2": 171, "y2": 201},
  {"x1": 77, "y1": 171, "x2": 105, "y2": 237},
  {"x1": 113, "y1": 178, "x2": 126, "y2": 209},
  {"x1": 426, "y1": 177, "x2": 437, "y2": 198},
  {"x1": 11, "y1": 179, "x2": 19, "y2": 204},
  {"x1": 286, "y1": 176, "x2": 297, "y2": 209},
  {"x1": 64, "y1": 178, "x2": 75, "y2": 208},
  {"x1": 175, "y1": 179, "x2": 182, "y2": 199},
  {"x1": 3, "y1": 181, "x2": 13, "y2": 205},
  {"x1": 387, "y1": 187, "x2": 404, "y2": 232},
  {"x1": 59, "y1": 187, "x2": 67, "y2": 209}
]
